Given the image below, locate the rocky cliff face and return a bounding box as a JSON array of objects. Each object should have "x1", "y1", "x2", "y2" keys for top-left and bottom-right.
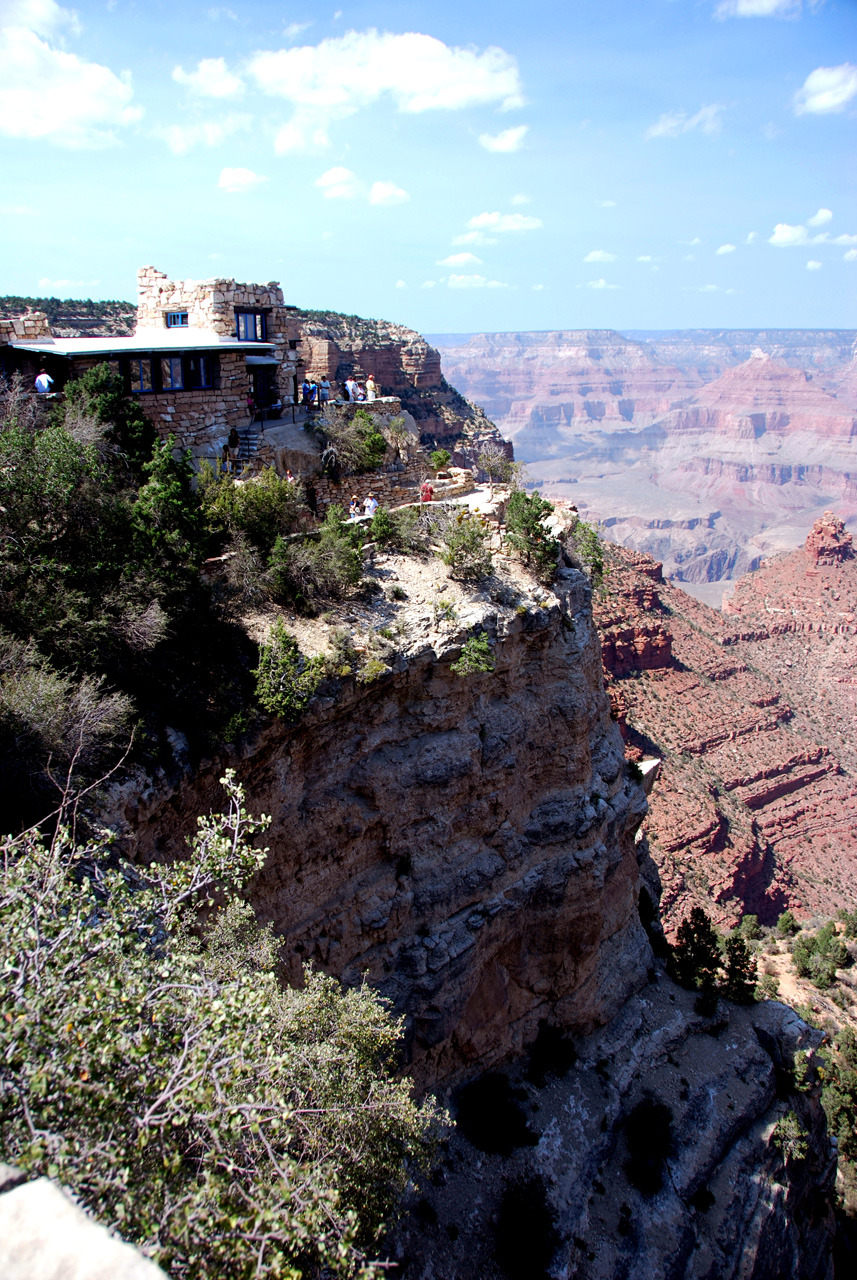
[
  {"x1": 297, "y1": 312, "x2": 502, "y2": 452},
  {"x1": 594, "y1": 532, "x2": 857, "y2": 931},
  {"x1": 431, "y1": 332, "x2": 857, "y2": 599},
  {"x1": 107, "y1": 568, "x2": 650, "y2": 1084}
]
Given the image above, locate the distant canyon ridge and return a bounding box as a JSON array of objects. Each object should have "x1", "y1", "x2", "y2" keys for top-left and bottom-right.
[{"x1": 429, "y1": 329, "x2": 857, "y2": 606}]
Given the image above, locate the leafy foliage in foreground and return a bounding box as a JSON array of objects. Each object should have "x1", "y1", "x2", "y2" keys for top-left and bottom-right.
[
  {"x1": 669, "y1": 906, "x2": 758, "y2": 1005},
  {"x1": 0, "y1": 773, "x2": 442, "y2": 1278}
]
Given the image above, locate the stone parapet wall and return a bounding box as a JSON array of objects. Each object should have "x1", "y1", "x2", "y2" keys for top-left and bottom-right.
[{"x1": 0, "y1": 312, "x2": 51, "y2": 342}]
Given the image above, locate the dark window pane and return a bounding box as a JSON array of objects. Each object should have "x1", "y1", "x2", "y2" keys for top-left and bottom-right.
[
  {"x1": 161, "y1": 356, "x2": 183, "y2": 390},
  {"x1": 130, "y1": 359, "x2": 153, "y2": 393},
  {"x1": 166, "y1": 312, "x2": 188, "y2": 328}
]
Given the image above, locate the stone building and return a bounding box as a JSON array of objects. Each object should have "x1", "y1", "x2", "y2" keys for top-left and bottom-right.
[{"x1": 0, "y1": 266, "x2": 305, "y2": 462}]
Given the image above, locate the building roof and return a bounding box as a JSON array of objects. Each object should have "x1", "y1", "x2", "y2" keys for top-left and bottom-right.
[{"x1": 7, "y1": 327, "x2": 275, "y2": 357}]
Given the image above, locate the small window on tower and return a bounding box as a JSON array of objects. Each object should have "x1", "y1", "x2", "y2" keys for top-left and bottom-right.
[{"x1": 166, "y1": 312, "x2": 188, "y2": 328}]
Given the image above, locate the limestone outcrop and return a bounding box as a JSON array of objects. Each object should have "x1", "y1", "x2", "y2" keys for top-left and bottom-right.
[
  {"x1": 390, "y1": 981, "x2": 836, "y2": 1280},
  {"x1": 105, "y1": 568, "x2": 650, "y2": 1083}
]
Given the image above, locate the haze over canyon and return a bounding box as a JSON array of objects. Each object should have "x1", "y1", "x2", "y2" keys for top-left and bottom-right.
[{"x1": 431, "y1": 329, "x2": 857, "y2": 607}]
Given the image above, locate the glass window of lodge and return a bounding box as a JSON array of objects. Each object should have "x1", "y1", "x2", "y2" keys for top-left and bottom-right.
[
  {"x1": 236, "y1": 311, "x2": 267, "y2": 342},
  {"x1": 188, "y1": 355, "x2": 214, "y2": 389},
  {"x1": 166, "y1": 312, "x2": 188, "y2": 327},
  {"x1": 130, "y1": 358, "x2": 153, "y2": 394},
  {"x1": 161, "y1": 356, "x2": 184, "y2": 391}
]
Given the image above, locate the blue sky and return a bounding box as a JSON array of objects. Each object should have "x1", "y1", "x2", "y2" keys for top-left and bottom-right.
[{"x1": 0, "y1": 0, "x2": 855, "y2": 331}]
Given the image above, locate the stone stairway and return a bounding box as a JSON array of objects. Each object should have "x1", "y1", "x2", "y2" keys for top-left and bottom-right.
[{"x1": 238, "y1": 424, "x2": 259, "y2": 466}]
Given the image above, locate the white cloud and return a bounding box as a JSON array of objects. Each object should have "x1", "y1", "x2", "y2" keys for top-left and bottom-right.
[
  {"x1": 745, "y1": 231, "x2": 759, "y2": 243},
  {"x1": 637, "y1": 255, "x2": 653, "y2": 262},
  {"x1": 532, "y1": 283, "x2": 545, "y2": 290},
  {"x1": 646, "y1": 104, "x2": 724, "y2": 140},
  {"x1": 683, "y1": 254, "x2": 697, "y2": 261},
  {"x1": 438, "y1": 252, "x2": 483, "y2": 266},
  {"x1": 448, "y1": 274, "x2": 508, "y2": 289},
  {"x1": 831, "y1": 233, "x2": 857, "y2": 245},
  {"x1": 807, "y1": 259, "x2": 822, "y2": 269},
  {"x1": 315, "y1": 166, "x2": 361, "y2": 199},
  {"x1": 369, "y1": 180, "x2": 409, "y2": 205},
  {"x1": 601, "y1": 199, "x2": 617, "y2": 208},
  {"x1": 248, "y1": 29, "x2": 524, "y2": 154},
  {"x1": 421, "y1": 280, "x2": 436, "y2": 288},
  {"x1": 207, "y1": 7, "x2": 238, "y2": 19},
  {"x1": 478, "y1": 124, "x2": 528, "y2": 152},
  {"x1": 452, "y1": 230, "x2": 498, "y2": 246},
  {"x1": 0, "y1": 8, "x2": 141, "y2": 148},
  {"x1": 510, "y1": 193, "x2": 530, "y2": 205},
  {"x1": 584, "y1": 249, "x2": 616, "y2": 263},
  {"x1": 794, "y1": 64, "x2": 857, "y2": 115},
  {"x1": 218, "y1": 166, "x2": 269, "y2": 193},
  {"x1": 395, "y1": 279, "x2": 406, "y2": 287},
  {"x1": 700, "y1": 284, "x2": 719, "y2": 291},
  {"x1": 715, "y1": 0, "x2": 801, "y2": 17},
  {"x1": 769, "y1": 221, "x2": 810, "y2": 246},
  {"x1": 467, "y1": 211, "x2": 542, "y2": 233},
  {"x1": 584, "y1": 278, "x2": 619, "y2": 289},
  {"x1": 845, "y1": 249, "x2": 857, "y2": 261},
  {"x1": 173, "y1": 57, "x2": 244, "y2": 98},
  {"x1": 716, "y1": 243, "x2": 736, "y2": 254},
  {"x1": 681, "y1": 237, "x2": 702, "y2": 245},
  {"x1": 283, "y1": 22, "x2": 311, "y2": 40},
  {"x1": 155, "y1": 114, "x2": 250, "y2": 155},
  {"x1": 807, "y1": 207, "x2": 833, "y2": 226}
]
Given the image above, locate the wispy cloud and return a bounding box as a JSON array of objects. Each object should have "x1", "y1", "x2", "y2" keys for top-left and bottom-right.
[
  {"x1": 437, "y1": 252, "x2": 483, "y2": 266},
  {"x1": 601, "y1": 199, "x2": 617, "y2": 208},
  {"x1": 452, "y1": 231, "x2": 498, "y2": 247},
  {"x1": 478, "y1": 124, "x2": 528, "y2": 152},
  {"x1": 510, "y1": 193, "x2": 531, "y2": 206},
  {"x1": 807, "y1": 260, "x2": 822, "y2": 269},
  {"x1": 0, "y1": 2, "x2": 142, "y2": 148},
  {"x1": 581, "y1": 278, "x2": 619, "y2": 289},
  {"x1": 794, "y1": 64, "x2": 857, "y2": 115},
  {"x1": 173, "y1": 57, "x2": 244, "y2": 98},
  {"x1": 155, "y1": 115, "x2": 250, "y2": 155},
  {"x1": 646, "y1": 103, "x2": 724, "y2": 140},
  {"x1": 246, "y1": 30, "x2": 524, "y2": 153},
  {"x1": 467, "y1": 211, "x2": 543, "y2": 232},
  {"x1": 369, "y1": 180, "x2": 409, "y2": 205},
  {"x1": 715, "y1": 0, "x2": 801, "y2": 17},
  {"x1": 583, "y1": 249, "x2": 616, "y2": 263},
  {"x1": 807, "y1": 208, "x2": 833, "y2": 226},
  {"x1": 716, "y1": 243, "x2": 736, "y2": 254},
  {"x1": 845, "y1": 250, "x2": 857, "y2": 262},
  {"x1": 218, "y1": 166, "x2": 269, "y2": 193},
  {"x1": 448, "y1": 274, "x2": 509, "y2": 289}
]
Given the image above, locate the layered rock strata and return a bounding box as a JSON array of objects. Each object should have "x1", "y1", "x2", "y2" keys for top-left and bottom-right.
[
  {"x1": 108, "y1": 569, "x2": 650, "y2": 1083},
  {"x1": 594, "y1": 537, "x2": 857, "y2": 930}
]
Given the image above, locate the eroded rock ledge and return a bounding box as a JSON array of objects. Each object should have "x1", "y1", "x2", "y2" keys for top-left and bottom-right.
[{"x1": 106, "y1": 568, "x2": 650, "y2": 1084}]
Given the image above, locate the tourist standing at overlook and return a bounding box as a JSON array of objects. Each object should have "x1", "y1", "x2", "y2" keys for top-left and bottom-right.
[
  {"x1": 363, "y1": 493, "x2": 379, "y2": 518},
  {"x1": 345, "y1": 376, "x2": 358, "y2": 402},
  {"x1": 319, "y1": 376, "x2": 330, "y2": 407},
  {"x1": 366, "y1": 375, "x2": 377, "y2": 402}
]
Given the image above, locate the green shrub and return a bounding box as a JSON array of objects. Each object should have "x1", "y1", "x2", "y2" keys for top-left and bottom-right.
[
  {"x1": 756, "y1": 973, "x2": 780, "y2": 1001},
  {"x1": 202, "y1": 465, "x2": 302, "y2": 556},
  {"x1": 771, "y1": 1110, "x2": 809, "y2": 1164},
  {"x1": 324, "y1": 409, "x2": 388, "y2": 475},
  {"x1": 504, "y1": 491, "x2": 559, "y2": 583},
  {"x1": 62, "y1": 362, "x2": 155, "y2": 472},
  {"x1": 451, "y1": 633, "x2": 496, "y2": 677},
  {"x1": 0, "y1": 772, "x2": 442, "y2": 1278},
  {"x1": 437, "y1": 510, "x2": 493, "y2": 581},
  {"x1": 791, "y1": 921, "x2": 848, "y2": 989},
  {"x1": 371, "y1": 504, "x2": 424, "y2": 552},
  {"x1": 268, "y1": 506, "x2": 363, "y2": 611},
  {"x1": 370, "y1": 507, "x2": 395, "y2": 545},
  {"x1": 430, "y1": 448, "x2": 451, "y2": 471},
  {"x1": 253, "y1": 619, "x2": 324, "y2": 718},
  {"x1": 567, "y1": 517, "x2": 605, "y2": 589},
  {"x1": 357, "y1": 656, "x2": 388, "y2": 684},
  {"x1": 734, "y1": 913, "x2": 761, "y2": 941},
  {"x1": 776, "y1": 909, "x2": 800, "y2": 936},
  {"x1": 132, "y1": 436, "x2": 204, "y2": 588}
]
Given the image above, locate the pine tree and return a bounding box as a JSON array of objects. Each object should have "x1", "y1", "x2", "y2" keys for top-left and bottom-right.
[
  {"x1": 671, "y1": 906, "x2": 721, "y2": 991},
  {"x1": 720, "y1": 935, "x2": 758, "y2": 1004}
]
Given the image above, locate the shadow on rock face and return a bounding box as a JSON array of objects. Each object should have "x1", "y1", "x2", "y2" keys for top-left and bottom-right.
[{"x1": 454, "y1": 1072, "x2": 537, "y2": 1156}]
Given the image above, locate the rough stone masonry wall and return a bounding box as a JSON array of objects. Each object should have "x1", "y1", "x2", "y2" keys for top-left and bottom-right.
[
  {"x1": 102, "y1": 573, "x2": 652, "y2": 1086},
  {"x1": 0, "y1": 312, "x2": 51, "y2": 342}
]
